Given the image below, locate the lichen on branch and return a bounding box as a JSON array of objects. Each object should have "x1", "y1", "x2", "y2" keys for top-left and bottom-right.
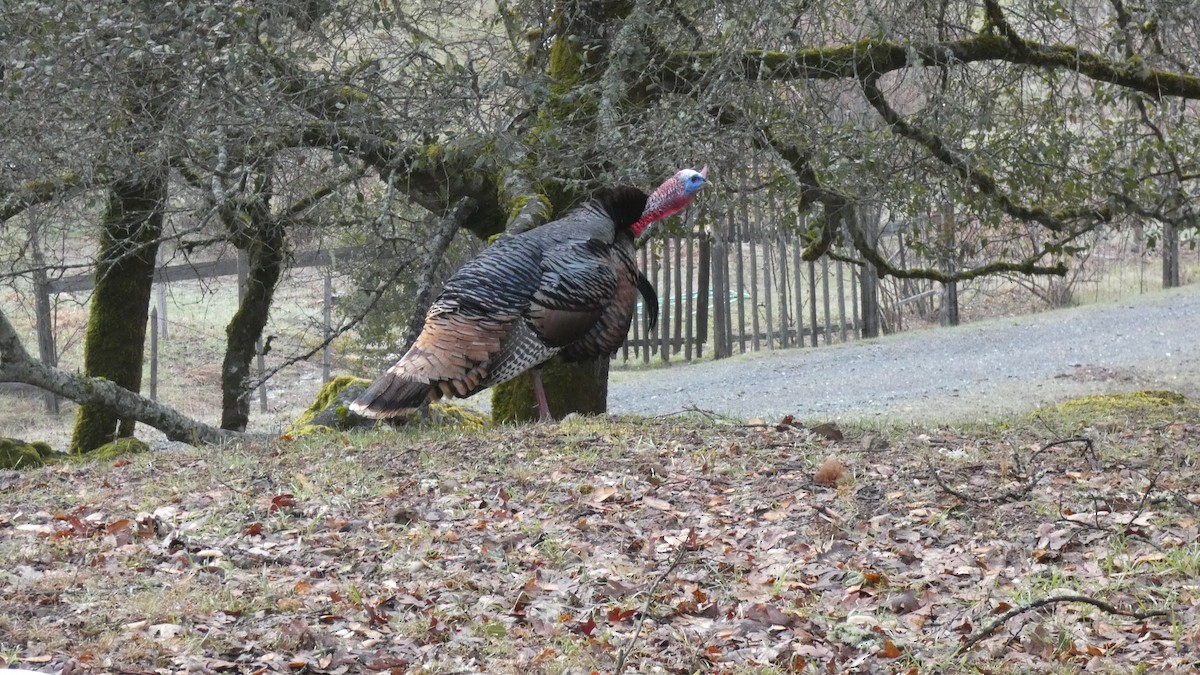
[{"x1": 657, "y1": 36, "x2": 1200, "y2": 101}]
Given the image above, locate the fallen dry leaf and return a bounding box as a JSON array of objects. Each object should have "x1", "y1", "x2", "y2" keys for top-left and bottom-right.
[
  {"x1": 810, "y1": 422, "x2": 844, "y2": 441},
  {"x1": 814, "y1": 456, "x2": 849, "y2": 486},
  {"x1": 586, "y1": 485, "x2": 618, "y2": 504},
  {"x1": 2, "y1": 412, "x2": 1195, "y2": 674},
  {"x1": 643, "y1": 496, "x2": 672, "y2": 510},
  {"x1": 877, "y1": 639, "x2": 902, "y2": 658}
]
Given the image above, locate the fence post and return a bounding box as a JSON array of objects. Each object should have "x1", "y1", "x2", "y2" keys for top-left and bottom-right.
[
  {"x1": 672, "y1": 235, "x2": 683, "y2": 356},
  {"x1": 807, "y1": 260, "x2": 818, "y2": 347},
  {"x1": 940, "y1": 204, "x2": 960, "y2": 326},
  {"x1": 150, "y1": 307, "x2": 158, "y2": 401},
  {"x1": 156, "y1": 247, "x2": 168, "y2": 340},
  {"x1": 696, "y1": 236, "x2": 711, "y2": 359},
  {"x1": 29, "y1": 227, "x2": 60, "y2": 414},
  {"x1": 748, "y1": 193, "x2": 761, "y2": 352},
  {"x1": 821, "y1": 256, "x2": 832, "y2": 344},
  {"x1": 642, "y1": 246, "x2": 652, "y2": 364},
  {"x1": 660, "y1": 238, "x2": 671, "y2": 361},
  {"x1": 793, "y1": 221, "x2": 804, "y2": 347},
  {"x1": 684, "y1": 234, "x2": 695, "y2": 361},
  {"x1": 775, "y1": 227, "x2": 789, "y2": 348},
  {"x1": 156, "y1": 281, "x2": 168, "y2": 340},
  {"x1": 712, "y1": 215, "x2": 729, "y2": 359},
  {"x1": 836, "y1": 259, "x2": 848, "y2": 342},
  {"x1": 33, "y1": 271, "x2": 60, "y2": 414},
  {"x1": 735, "y1": 197, "x2": 747, "y2": 354}
]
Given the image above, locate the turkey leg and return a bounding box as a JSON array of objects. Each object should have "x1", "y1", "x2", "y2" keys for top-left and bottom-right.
[{"x1": 531, "y1": 369, "x2": 552, "y2": 422}]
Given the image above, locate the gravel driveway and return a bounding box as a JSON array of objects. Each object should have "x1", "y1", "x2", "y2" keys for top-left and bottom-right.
[{"x1": 606, "y1": 285, "x2": 1200, "y2": 423}]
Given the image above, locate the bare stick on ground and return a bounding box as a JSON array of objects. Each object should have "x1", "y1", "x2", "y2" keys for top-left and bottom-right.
[
  {"x1": 956, "y1": 594, "x2": 1173, "y2": 655},
  {"x1": 613, "y1": 529, "x2": 695, "y2": 675},
  {"x1": 928, "y1": 437, "x2": 1093, "y2": 504}
]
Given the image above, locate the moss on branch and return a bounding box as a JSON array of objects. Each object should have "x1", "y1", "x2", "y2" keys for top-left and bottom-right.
[
  {"x1": 660, "y1": 36, "x2": 1200, "y2": 100},
  {"x1": 291, "y1": 125, "x2": 506, "y2": 239},
  {"x1": 0, "y1": 170, "x2": 85, "y2": 222}
]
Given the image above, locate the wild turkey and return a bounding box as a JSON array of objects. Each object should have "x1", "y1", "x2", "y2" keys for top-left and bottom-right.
[{"x1": 350, "y1": 166, "x2": 708, "y2": 421}]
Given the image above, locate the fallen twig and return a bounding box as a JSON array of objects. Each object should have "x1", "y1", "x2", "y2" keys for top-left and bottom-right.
[
  {"x1": 1115, "y1": 461, "x2": 1198, "y2": 515},
  {"x1": 1052, "y1": 466, "x2": 1168, "y2": 549},
  {"x1": 654, "y1": 405, "x2": 739, "y2": 424},
  {"x1": 956, "y1": 594, "x2": 1173, "y2": 655},
  {"x1": 1125, "y1": 467, "x2": 1163, "y2": 537},
  {"x1": 929, "y1": 437, "x2": 1092, "y2": 504},
  {"x1": 613, "y1": 529, "x2": 694, "y2": 675},
  {"x1": 927, "y1": 457, "x2": 1045, "y2": 504}
]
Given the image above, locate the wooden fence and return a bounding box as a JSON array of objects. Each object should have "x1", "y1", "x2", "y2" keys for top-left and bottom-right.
[{"x1": 620, "y1": 201, "x2": 868, "y2": 365}]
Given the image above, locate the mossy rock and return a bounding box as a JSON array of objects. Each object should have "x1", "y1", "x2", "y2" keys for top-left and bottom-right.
[
  {"x1": 0, "y1": 437, "x2": 59, "y2": 469},
  {"x1": 287, "y1": 375, "x2": 490, "y2": 435},
  {"x1": 287, "y1": 375, "x2": 375, "y2": 435},
  {"x1": 1035, "y1": 390, "x2": 1194, "y2": 430},
  {"x1": 424, "y1": 401, "x2": 489, "y2": 430},
  {"x1": 88, "y1": 437, "x2": 151, "y2": 460}
]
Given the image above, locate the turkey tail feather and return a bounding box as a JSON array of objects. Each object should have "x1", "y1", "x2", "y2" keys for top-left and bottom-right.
[
  {"x1": 636, "y1": 271, "x2": 658, "y2": 332},
  {"x1": 349, "y1": 370, "x2": 434, "y2": 419}
]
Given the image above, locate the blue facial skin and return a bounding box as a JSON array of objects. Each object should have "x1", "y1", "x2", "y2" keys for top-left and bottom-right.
[{"x1": 684, "y1": 173, "x2": 707, "y2": 194}]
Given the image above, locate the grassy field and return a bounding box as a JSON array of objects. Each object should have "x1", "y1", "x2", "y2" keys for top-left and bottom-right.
[{"x1": 1, "y1": 392, "x2": 1198, "y2": 673}]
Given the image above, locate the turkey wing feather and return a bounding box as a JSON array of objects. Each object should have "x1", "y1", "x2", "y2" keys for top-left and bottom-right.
[{"x1": 528, "y1": 239, "x2": 617, "y2": 347}]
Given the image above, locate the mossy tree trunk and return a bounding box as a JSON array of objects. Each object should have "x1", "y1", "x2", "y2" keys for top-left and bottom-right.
[
  {"x1": 491, "y1": 0, "x2": 631, "y2": 423},
  {"x1": 70, "y1": 172, "x2": 166, "y2": 453},
  {"x1": 220, "y1": 188, "x2": 287, "y2": 431},
  {"x1": 492, "y1": 359, "x2": 610, "y2": 422}
]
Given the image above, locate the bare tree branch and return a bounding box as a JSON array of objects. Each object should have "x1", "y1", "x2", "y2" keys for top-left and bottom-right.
[
  {"x1": 245, "y1": 197, "x2": 477, "y2": 390},
  {"x1": 0, "y1": 171, "x2": 87, "y2": 223},
  {"x1": 656, "y1": 36, "x2": 1200, "y2": 100},
  {"x1": 400, "y1": 199, "x2": 469, "y2": 352},
  {"x1": 708, "y1": 103, "x2": 1079, "y2": 282},
  {"x1": 860, "y1": 74, "x2": 1112, "y2": 234},
  {"x1": 613, "y1": 529, "x2": 695, "y2": 675},
  {"x1": 0, "y1": 308, "x2": 241, "y2": 446}
]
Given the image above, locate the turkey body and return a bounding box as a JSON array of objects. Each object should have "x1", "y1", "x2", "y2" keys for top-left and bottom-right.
[{"x1": 350, "y1": 187, "x2": 656, "y2": 418}]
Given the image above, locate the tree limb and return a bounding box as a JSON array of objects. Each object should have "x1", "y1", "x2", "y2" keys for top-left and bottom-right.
[
  {"x1": 656, "y1": 35, "x2": 1200, "y2": 100},
  {"x1": 290, "y1": 123, "x2": 505, "y2": 238},
  {"x1": 0, "y1": 171, "x2": 86, "y2": 223},
  {"x1": 0, "y1": 308, "x2": 240, "y2": 446},
  {"x1": 400, "y1": 199, "x2": 470, "y2": 352},
  {"x1": 708, "y1": 103, "x2": 1076, "y2": 281},
  {"x1": 981, "y1": 0, "x2": 1025, "y2": 49},
  {"x1": 500, "y1": 168, "x2": 552, "y2": 236},
  {"x1": 245, "y1": 197, "x2": 478, "y2": 390},
  {"x1": 859, "y1": 74, "x2": 1112, "y2": 234}
]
